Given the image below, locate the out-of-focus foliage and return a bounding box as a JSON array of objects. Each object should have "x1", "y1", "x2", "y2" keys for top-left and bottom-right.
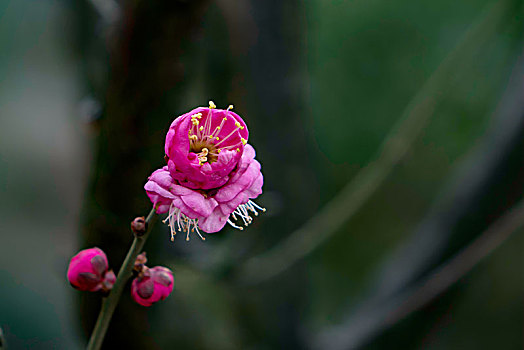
[
  {"x1": 307, "y1": 0, "x2": 520, "y2": 318},
  {"x1": 0, "y1": 0, "x2": 522, "y2": 349}
]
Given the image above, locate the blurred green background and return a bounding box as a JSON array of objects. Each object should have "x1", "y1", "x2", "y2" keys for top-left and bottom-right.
[{"x1": 0, "y1": 0, "x2": 522, "y2": 349}]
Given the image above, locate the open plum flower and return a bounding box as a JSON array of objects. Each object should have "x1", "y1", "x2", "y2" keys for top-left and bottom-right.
[{"x1": 145, "y1": 102, "x2": 264, "y2": 241}]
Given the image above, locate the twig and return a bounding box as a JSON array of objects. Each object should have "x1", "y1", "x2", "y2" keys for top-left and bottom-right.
[
  {"x1": 312, "y1": 199, "x2": 524, "y2": 350},
  {"x1": 86, "y1": 208, "x2": 157, "y2": 350},
  {"x1": 236, "y1": 0, "x2": 512, "y2": 285}
]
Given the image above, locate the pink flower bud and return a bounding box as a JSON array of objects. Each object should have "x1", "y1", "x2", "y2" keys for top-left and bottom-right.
[
  {"x1": 67, "y1": 247, "x2": 111, "y2": 292},
  {"x1": 131, "y1": 266, "x2": 174, "y2": 307},
  {"x1": 131, "y1": 216, "x2": 147, "y2": 236}
]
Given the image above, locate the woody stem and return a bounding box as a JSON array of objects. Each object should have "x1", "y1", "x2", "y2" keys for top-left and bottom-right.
[{"x1": 86, "y1": 207, "x2": 157, "y2": 350}]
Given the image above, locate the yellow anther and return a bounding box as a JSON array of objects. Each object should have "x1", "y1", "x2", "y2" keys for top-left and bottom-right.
[
  {"x1": 236, "y1": 148, "x2": 240, "y2": 152},
  {"x1": 188, "y1": 129, "x2": 192, "y2": 134},
  {"x1": 217, "y1": 149, "x2": 221, "y2": 153},
  {"x1": 201, "y1": 148, "x2": 209, "y2": 155},
  {"x1": 223, "y1": 117, "x2": 227, "y2": 121},
  {"x1": 241, "y1": 137, "x2": 247, "y2": 145},
  {"x1": 233, "y1": 121, "x2": 245, "y2": 130},
  {"x1": 192, "y1": 119, "x2": 199, "y2": 125},
  {"x1": 216, "y1": 137, "x2": 220, "y2": 140},
  {"x1": 209, "y1": 101, "x2": 216, "y2": 109},
  {"x1": 227, "y1": 105, "x2": 234, "y2": 110},
  {"x1": 199, "y1": 126, "x2": 204, "y2": 131},
  {"x1": 216, "y1": 126, "x2": 221, "y2": 130},
  {"x1": 189, "y1": 135, "x2": 198, "y2": 141}
]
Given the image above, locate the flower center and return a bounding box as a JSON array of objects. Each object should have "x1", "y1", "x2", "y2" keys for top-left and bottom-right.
[
  {"x1": 190, "y1": 140, "x2": 218, "y2": 164},
  {"x1": 187, "y1": 104, "x2": 247, "y2": 166}
]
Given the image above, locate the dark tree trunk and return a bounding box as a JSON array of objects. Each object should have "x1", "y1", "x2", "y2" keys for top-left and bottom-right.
[{"x1": 79, "y1": 1, "x2": 210, "y2": 348}]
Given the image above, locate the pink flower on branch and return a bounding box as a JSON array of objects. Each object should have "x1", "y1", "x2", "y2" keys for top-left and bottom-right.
[
  {"x1": 67, "y1": 248, "x2": 115, "y2": 292},
  {"x1": 145, "y1": 102, "x2": 265, "y2": 241},
  {"x1": 131, "y1": 266, "x2": 174, "y2": 307}
]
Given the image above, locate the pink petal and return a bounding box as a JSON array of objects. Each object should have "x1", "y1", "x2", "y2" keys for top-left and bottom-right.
[
  {"x1": 180, "y1": 192, "x2": 218, "y2": 217},
  {"x1": 198, "y1": 207, "x2": 229, "y2": 233}
]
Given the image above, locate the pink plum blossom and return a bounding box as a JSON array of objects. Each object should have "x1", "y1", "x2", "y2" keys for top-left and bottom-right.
[
  {"x1": 67, "y1": 247, "x2": 115, "y2": 292},
  {"x1": 165, "y1": 104, "x2": 248, "y2": 190},
  {"x1": 131, "y1": 266, "x2": 174, "y2": 307},
  {"x1": 145, "y1": 102, "x2": 265, "y2": 241}
]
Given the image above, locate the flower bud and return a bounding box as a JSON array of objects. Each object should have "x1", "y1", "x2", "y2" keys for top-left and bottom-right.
[
  {"x1": 131, "y1": 266, "x2": 174, "y2": 307},
  {"x1": 134, "y1": 252, "x2": 148, "y2": 272},
  {"x1": 131, "y1": 216, "x2": 147, "y2": 236},
  {"x1": 135, "y1": 252, "x2": 148, "y2": 265},
  {"x1": 67, "y1": 247, "x2": 110, "y2": 292},
  {"x1": 101, "y1": 270, "x2": 116, "y2": 292}
]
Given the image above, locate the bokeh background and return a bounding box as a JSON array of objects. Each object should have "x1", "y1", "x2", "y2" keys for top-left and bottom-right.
[{"x1": 1, "y1": 0, "x2": 523, "y2": 349}]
